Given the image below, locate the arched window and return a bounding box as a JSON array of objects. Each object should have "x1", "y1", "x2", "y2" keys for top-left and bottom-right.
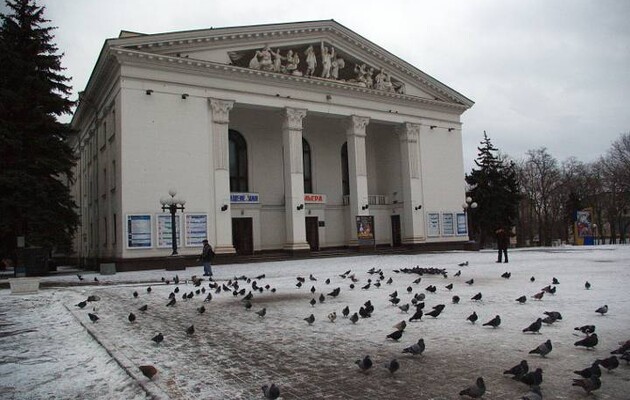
[
  {"x1": 303, "y1": 138, "x2": 312, "y2": 194},
  {"x1": 229, "y1": 129, "x2": 248, "y2": 192},
  {"x1": 341, "y1": 142, "x2": 349, "y2": 196}
]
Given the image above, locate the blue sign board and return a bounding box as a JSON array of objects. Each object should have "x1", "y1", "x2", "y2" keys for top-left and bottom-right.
[{"x1": 230, "y1": 192, "x2": 260, "y2": 203}]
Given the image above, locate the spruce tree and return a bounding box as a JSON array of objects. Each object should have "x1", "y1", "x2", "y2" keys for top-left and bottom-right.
[
  {"x1": 0, "y1": 0, "x2": 78, "y2": 260},
  {"x1": 465, "y1": 131, "x2": 521, "y2": 247}
]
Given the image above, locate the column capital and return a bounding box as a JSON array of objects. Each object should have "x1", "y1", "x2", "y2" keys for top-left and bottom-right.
[
  {"x1": 209, "y1": 98, "x2": 234, "y2": 124},
  {"x1": 346, "y1": 115, "x2": 370, "y2": 137},
  {"x1": 283, "y1": 107, "x2": 307, "y2": 131},
  {"x1": 396, "y1": 122, "x2": 421, "y2": 143}
]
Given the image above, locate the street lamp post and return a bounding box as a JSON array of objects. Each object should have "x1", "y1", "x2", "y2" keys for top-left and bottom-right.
[
  {"x1": 160, "y1": 189, "x2": 186, "y2": 256},
  {"x1": 462, "y1": 196, "x2": 478, "y2": 241}
]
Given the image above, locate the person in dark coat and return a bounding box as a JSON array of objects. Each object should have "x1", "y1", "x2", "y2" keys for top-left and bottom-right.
[
  {"x1": 496, "y1": 228, "x2": 509, "y2": 263},
  {"x1": 201, "y1": 240, "x2": 215, "y2": 276}
]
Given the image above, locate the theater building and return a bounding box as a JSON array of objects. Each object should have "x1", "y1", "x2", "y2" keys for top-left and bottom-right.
[{"x1": 69, "y1": 20, "x2": 474, "y2": 270}]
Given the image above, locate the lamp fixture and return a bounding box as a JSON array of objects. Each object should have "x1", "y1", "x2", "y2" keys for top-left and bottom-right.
[
  {"x1": 430, "y1": 125, "x2": 437, "y2": 130},
  {"x1": 296, "y1": 204, "x2": 304, "y2": 210},
  {"x1": 326, "y1": 94, "x2": 332, "y2": 100},
  {"x1": 220, "y1": 204, "x2": 228, "y2": 212},
  {"x1": 362, "y1": 204, "x2": 369, "y2": 210},
  {"x1": 414, "y1": 205, "x2": 422, "y2": 210},
  {"x1": 181, "y1": 93, "x2": 189, "y2": 99},
  {"x1": 448, "y1": 128, "x2": 454, "y2": 132},
  {"x1": 145, "y1": 89, "x2": 154, "y2": 95}
]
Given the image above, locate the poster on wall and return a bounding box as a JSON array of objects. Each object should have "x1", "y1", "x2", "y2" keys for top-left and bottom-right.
[
  {"x1": 127, "y1": 214, "x2": 152, "y2": 248},
  {"x1": 456, "y1": 213, "x2": 468, "y2": 235},
  {"x1": 157, "y1": 214, "x2": 181, "y2": 248},
  {"x1": 442, "y1": 213, "x2": 454, "y2": 236},
  {"x1": 576, "y1": 210, "x2": 592, "y2": 237},
  {"x1": 427, "y1": 213, "x2": 440, "y2": 237},
  {"x1": 356, "y1": 215, "x2": 375, "y2": 247},
  {"x1": 185, "y1": 213, "x2": 208, "y2": 247}
]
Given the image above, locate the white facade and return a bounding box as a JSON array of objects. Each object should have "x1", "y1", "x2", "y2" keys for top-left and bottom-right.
[{"x1": 69, "y1": 20, "x2": 474, "y2": 269}]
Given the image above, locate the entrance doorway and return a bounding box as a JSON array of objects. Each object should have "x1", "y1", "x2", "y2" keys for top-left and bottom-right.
[
  {"x1": 391, "y1": 215, "x2": 402, "y2": 247},
  {"x1": 305, "y1": 217, "x2": 319, "y2": 251},
  {"x1": 232, "y1": 217, "x2": 253, "y2": 255}
]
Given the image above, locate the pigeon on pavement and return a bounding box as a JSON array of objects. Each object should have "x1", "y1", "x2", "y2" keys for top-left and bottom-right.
[
  {"x1": 459, "y1": 377, "x2": 485, "y2": 398},
  {"x1": 482, "y1": 315, "x2": 501, "y2": 328},
  {"x1": 402, "y1": 338, "x2": 425, "y2": 355},
  {"x1": 529, "y1": 339, "x2": 552, "y2": 357}
]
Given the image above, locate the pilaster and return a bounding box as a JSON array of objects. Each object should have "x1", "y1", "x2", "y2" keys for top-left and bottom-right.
[
  {"x1": 397, "y1": 122, "x2": 425, "y2": 243},
  {"x1": 346, "y1": 115, "x2": 370, "y2": 246}
]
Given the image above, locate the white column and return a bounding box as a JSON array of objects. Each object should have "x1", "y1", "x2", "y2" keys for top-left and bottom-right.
[
  {"x1": 346, "y1": 115, "x2": 370, "y2": 246},
  {"x1": 397, "y1": 122, "x2": 425, "y2": 243},
  {"x1": 282, "y1": 107, "x2": 310, "y2": 251},
  {"x1": 209, "y1": 98, "x2": 236, "y2": 254}
]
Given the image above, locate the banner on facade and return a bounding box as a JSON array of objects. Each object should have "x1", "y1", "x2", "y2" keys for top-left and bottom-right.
[
  {"x1": 185, "y1": 213, "x2": 208, "y2": 247},
  {"x1": 456, "y1": 212, "x2": 468, "y2": 235},
  {"x1": 127, "y1": 214, "x2": 152, "y2": 248},
  {"x1": 356, "y1": 215, "x2": 375, "y2": 247},
  {"x1": 304, "y1": 193, "x2": 326, "y2": 204}
]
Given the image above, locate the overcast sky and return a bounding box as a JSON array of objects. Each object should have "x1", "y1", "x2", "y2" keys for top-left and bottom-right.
[{"x1": 4, "y1": 0, "x2": 629, "y2": 172}]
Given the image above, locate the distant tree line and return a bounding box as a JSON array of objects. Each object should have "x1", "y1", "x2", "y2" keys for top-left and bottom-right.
[{"x1": 466, "y1": 132, "x2": 630, "y2": 247}]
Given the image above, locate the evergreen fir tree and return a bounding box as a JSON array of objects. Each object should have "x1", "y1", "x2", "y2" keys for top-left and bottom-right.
[
  {"x1": 465, "y1": 131, "x2": 521, "y2": 247},
  {"x1": 0, "y1": 0, "x2": 78, "y2": 260}
]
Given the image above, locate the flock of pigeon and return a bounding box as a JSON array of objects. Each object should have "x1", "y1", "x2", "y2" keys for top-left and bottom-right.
[{"x1": 72, "y1": 259, "x2": 628, "y2": 399}]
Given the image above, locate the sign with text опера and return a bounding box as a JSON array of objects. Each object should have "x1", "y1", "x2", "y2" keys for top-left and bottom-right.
[{"x1": 304, "y1": 193, "x2": 327, "y2": 204}]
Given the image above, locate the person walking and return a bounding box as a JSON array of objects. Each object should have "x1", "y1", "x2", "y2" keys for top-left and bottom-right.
[
  {"x1": 496, "y1": 228, "x2": 509, "y2": 263},
  {"x1": 201, "y1": 240, "x2": 215, "y2": 277}
]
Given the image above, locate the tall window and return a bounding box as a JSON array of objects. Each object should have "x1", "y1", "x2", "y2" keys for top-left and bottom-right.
[
  {"x1": 229, "y1": 130, "x2": 248, "y2": 192},
  {"x1": 341, "y1": 142, "x2": 349, "y2": 196},
  {"x1": 303, "y1": 138, "x2": 312, "y2": 194}
]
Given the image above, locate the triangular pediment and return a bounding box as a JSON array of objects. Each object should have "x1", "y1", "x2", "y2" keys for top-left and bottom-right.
[{"x1": 106, "y1": 20, "x2": 473, "y2": 108}]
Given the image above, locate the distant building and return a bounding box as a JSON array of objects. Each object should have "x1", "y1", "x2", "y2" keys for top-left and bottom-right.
[{"x1": 69, "y1": 20, "x2": 474, "y2": 270}]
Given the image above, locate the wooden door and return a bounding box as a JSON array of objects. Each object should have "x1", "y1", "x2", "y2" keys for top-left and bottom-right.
[
  {"x1": 232, "y1": 218, "x2": 253, "y2": 255},
  {"x1": 391, "y1": 215, "x2": 402, "y2": 247},
  {"x1": 305, "y1": 217, "x2": 319, "y2": 251}
]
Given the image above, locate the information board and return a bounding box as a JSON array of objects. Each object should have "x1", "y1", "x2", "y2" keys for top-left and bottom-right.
[
  {"x1": 185, "y1": 213, "x2": 208, "y2": 247},
  {"x1": 127, "y1": 214, "x2": 152, "y2": 248},
  {"x1": 427, "y1": 213, "x2": 440, "y2": 237},
  {"x1": 157, "y1": 214, "x2": 181, "y2": 248}
]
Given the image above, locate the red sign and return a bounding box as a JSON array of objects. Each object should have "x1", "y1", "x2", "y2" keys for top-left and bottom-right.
[{"x1": 304, "y1": 194, "x2": 326, "y2": 204}]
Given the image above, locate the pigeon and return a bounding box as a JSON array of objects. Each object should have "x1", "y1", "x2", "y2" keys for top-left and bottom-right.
[
  {"x1": 467, "y1": 311, "x2": 478, "y2": 324},
  {"x1": 519, "y1": 368, "x2": 543, "y2": 386},
  {"x1": 452, "y1": 295, "x2": 460, "y2": 304},
  {"x1": 399, "y1": 303, "x2": 410, "y2": 313},
  {"x1": 413, "y1": 277, "x2": 422, "y2": 284},
  {"x1": 204, "y1": 293, "x2": 212, "y2": 302},
  {"x1": 541, "y1": 315, "x2": 557, "y2": 325},
  {"x1": 445, "y1": 283, "x2": 453, "y2": 291},
  {"x1": 361, "y1": 282, "x2": 371, "y2": 290},
  {"x1": 394, "y1": 320, "x2": 407, "y2": 331},
  {"x1": 349, "y1": 312, "x2": 359, "y2": 324},
  {"x1": 620, "y1": 351, "x2": 630, "y2": 365},
  {"x1": 386, "y1": 277, "x2": 393, "y2": 284},
  {"x1": 385, "y1": 359, "x2": 400, "y2": 374},
  {"x1": 94, "y1": 277, "x2": 99, "y2": 282},
  {"x1": 325, "y1": 278, "x2": 330, "y2": 284},
  {"x1": 459, "y1": 377, "x2": 485, "y2": 398},
  {"x1": 146, "y1": 286, "x2": 152, "y2": 294},
  {"x1": 310, "y1": 285, "x2": 316, "y2": 294},
  {"x1": 471, "y1": 292, "x2": 482, "y2": 301},
  {"x1": 342, "y1": 306, "x2": 350, "y2": 317},
  {"x1": 425, "y1": 285, "x2": 437, "y2": 293},
  {"x1": 77, "y1": 274, "x2": 84, "y2": 281},
  {"x1": 596, "y1": 355, "x2": 619, "y2": 371},
  {"x1": 465, "y1": 279, "x2": 474, "y2": 285},
  {"x1": 139, "y1": 365, "x2": 158, "y2": 380},
  {"x1": 390, "y1": 297, "x2": 401, "y2": 306},
  {"x1": 458, "y1": 261, "x2": 468, "y2": 267},
  {"x1": 611, "y1": 340, "x2": 630, "y2": 354},
  {"x1": 309, "y1": 274, "x2": 317, "y2": 281},
  {"x1": 543, "y1": 311, "x2": 562, "y2": 320},
  {"x1": 151, "y1": 333, "x2": 164, "y2": 345},
  {"x1": 574, "y1": 333, "x2": 598, "y2": 349},
  {"x1": 328, "y1": 312, "x2": 337, "y2": 323},
  {"x1": 409, "y1": 308, "x2": 423, "y2": 322},
  {"x1": 304, "y1": 314, "x2": 315, "y2": 325},
  {"x1": 402, "y1": 338, "x2": 425, "y2": 355},
  {"x1": 532, "y1": 291, "x2": 544, "y2": 300},
  {"x1": 425, "y1": 308, "x2": 442, "y2": 318},
  {"x1": 573, "y1": 362, "x2": 601, "y2": 378},
  {"x1": 355, "y1": 355, "x2": 373, "y2": 372},
  {"x1": 328, "y1": 287, "x2": 340, "y2": 297},
  {"x1": 585, "y1": 281, "x2": 591, "y2": 290},
  {"x1": 501, "y1": 271, "x2": 511, "y2": 279},
  {"x1": 197, "y1": 305, "x2": 206, "y2": 314},
  {"x1": 261, "y1": 383, "x2": 280, "y2": 399},
  {"x1": 503, "y1": 359, "x2": 529, "y2": 379},
  {"x1": 166, "y1": 298, "x2": 176, "y2": 307},
  {"x1": 256, "y1": 308, "x2": 267, "y2": 318},
  {"x1": 243, "y1": 300, "x2": 252, "y2": 310},
  {"x1": 530, "y1": 276, "x2": 535, "y2": 282},
  {"x1": 296, "y1": 282, "x2": 302, "y2": 288},
  {"x1": 572, "y1": 376, "x2": 601, "y2": 394},
  {"x1": 515, "y1": 295, "x2": 527, "y2": 304},
  {"x1": 387, "y1": 330, "x2": 404, "y2": 341},
  {"x1": 551, "y1": 277, "x2": 559, "y2": 285},
  {"x1": 483, "y1": 315, "x2": 501, "y2": 328},
  {"x1": 133, "y1": 291, "x2": 138, "y2": 298},
  {"x1": 186, "y1": 325, "x2": 194, "y2": 335},
  {"x1": 455, "y1": 270, "x2": 462, "y2": 277},
  {"x1": 128, "y1": 312, "x2": 136, "y2": 323},
  {"x1": 595, "y1": 305, "x2": 608, "y2": 315},
  {"x1": 523, "y1": 318, "x2": 543, "y2": 334},
  {"x1": 529, "y1": 339, "x2": 552, "y2": 357},
  {"x1": 174, "y1": 287, "x2": 180, "y2": 293},
  {"x1": 76, "y1": 300, "x2": 87, "y2": 309},
  {"x1": 521, "y1": 386, "x2": 543, "y2": 400},
  {"x1": 88, "y1": 313, "x2": 99, "y2": 323},
  {"x1": 310, "y1": 298, "x2": 317, "y2": 307},
  {"x1": 138, "y1": 304, "x2": 148, "y2": 312}
]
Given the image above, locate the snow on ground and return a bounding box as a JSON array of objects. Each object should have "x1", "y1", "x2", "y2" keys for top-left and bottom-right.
[{"x1": 1, "y1": 245, "x2": 629, "y2": 399}]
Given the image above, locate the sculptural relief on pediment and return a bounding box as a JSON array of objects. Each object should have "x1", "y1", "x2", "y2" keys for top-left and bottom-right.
[{"x1": 228, "y1": 41, "x2": 406, "y2": 94}]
